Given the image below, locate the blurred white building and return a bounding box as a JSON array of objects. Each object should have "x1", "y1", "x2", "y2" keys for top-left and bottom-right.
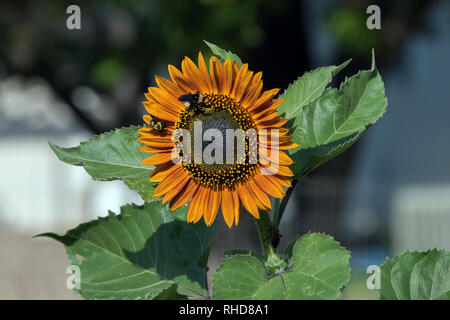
[
  {"x1": 0, "y1": 76, "x2": 142, "y2": 236},
  {"x1": 341, "y1": 1, "x2": 450, "y2": 255}
]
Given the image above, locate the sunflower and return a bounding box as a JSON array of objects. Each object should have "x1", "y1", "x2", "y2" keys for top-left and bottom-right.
[{"x1": 138, "y1": 52, "x2": 297, "y2": 227}]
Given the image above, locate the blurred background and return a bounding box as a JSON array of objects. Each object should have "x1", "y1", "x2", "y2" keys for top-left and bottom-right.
[{"x1": 0, "y1": 0, "x2": 449, "y2": 299}]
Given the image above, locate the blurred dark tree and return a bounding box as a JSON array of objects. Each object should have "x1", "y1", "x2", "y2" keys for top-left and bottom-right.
[{"x1": 0, "y1": 0, "x2": 308, "y2": 134}]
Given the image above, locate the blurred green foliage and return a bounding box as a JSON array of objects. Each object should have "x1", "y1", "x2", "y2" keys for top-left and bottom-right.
[
  {"x1": 327, "y1": 7, "x2": 378, "y2": 56},
  {"x1": 0, "y1": 0, "x2": 281, "y2": 91}
]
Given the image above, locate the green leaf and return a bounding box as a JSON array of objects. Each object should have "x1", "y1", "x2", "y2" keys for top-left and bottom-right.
[
  {"x1": 223, "y1": 249, "x2": 265, "y2": 263},
  {"x1": 391, "y1": 251, "x2": 425, "y2": 300},
  {"x1": 277, "y1": 60, "x2": 350, "y2": 120},
  {"x1": 154, "y1": 284, "x2": 188, "y2": 300},
  {"x1": 410, "y1": 250, "x2": 450, "y2": 300},
  {"x1": 213, "y1": 255, "x2": 267, "y2": 300},
  {"x1": 36, "y1": 201, "x2": 217, "y2": 300},
  {"x1": 49, "y1": 126, "x2": 157, "y2": 203},
  {"x1": 296, "y1": 174, "x2": 316, "y2": 184},
  {"x1": 380, "y1": 256, "x2": 399, "y2": 300},
  {"x1": 213, "y1": 233, "x2": 350, "y2": 300},
  {"x1": 289, "y1": 52, "x2": 387, "y2": 175},
  {"x1": 204, "y1": 40, "x2": 243, "y2": 66},
  {"x1": 380, "y1": 249, "x2": 450, "y2": 300}
]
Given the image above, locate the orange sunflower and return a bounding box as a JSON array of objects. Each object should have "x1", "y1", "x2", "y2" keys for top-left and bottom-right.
[{"x1": 138, "y1": 52, "x2": 297, "y2": 227}]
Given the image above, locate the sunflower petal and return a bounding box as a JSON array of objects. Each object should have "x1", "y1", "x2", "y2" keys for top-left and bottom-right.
[
  {"x1": 168, "y1": 64, "x2": 197, "y2": 92},
  {"x1": 182, "y1": 56, "x2": 209, "y2": 93},
  {"x1": 153, "y1": 166, "x2": 186, "y2": 196},
  {"x1": 209, "y1": 56, "x2": 222, "y2": 94},
  {"x1": 187, "y1": 186, "x2": 205, "y2": 223},
  {"x1": 197, "y1": 52, "x2": 213, "y2": 93},
  {"x1": 170, "y1": 179, "x2": 199, "y2": 211},
  {"x1": 221, "y1": 188, "x2": 236, "y2": 228},
  {"x1": 162, "y1": 172, "x2": 191, "y2": 204},
  {"x1": 237, "y1": 184, "x2": 260, "y2": 218},
  {"x1": 142, "y1": 152, "x2": 173, "y2": 166},
  {"x1": 221, "y1": 59, "x2": 233, "y2": 96},
  {"x1": 204, "y1": 189, "x2": 221, "y2": 226}
]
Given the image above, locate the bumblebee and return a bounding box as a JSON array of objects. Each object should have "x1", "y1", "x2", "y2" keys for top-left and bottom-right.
[
  {"x1": 149, "y1": 118, "x2": 165, "y2": 131},
  {"x1": 178, "y1": 92, "x2": 204, "y2": 110},
  {"x1": 178, "y1": 92, "x2": 215, "y2": 115}
]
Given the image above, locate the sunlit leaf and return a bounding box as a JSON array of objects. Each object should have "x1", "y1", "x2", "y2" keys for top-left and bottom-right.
[
  {"x1": 37, "y1": 201, "x2": 216, "y2": 300},
  {"x1": 289, "y1": 52, "x2": 387, "y2": 175},
  {"x1": 277, "y1": 59, "x2": 350, "y2": 120},
  {"x1": 204, "y1": 40, "x2": 243, "y2": 66},
  {"x1": 380, "y1": 249, "x2": 450, "y2": 300},
  {"x1": 49, "y1": 126, "x2": 157, "y2": 203},
  {"x1": 213, "y1": 233, "x2": 350, "y2": 300}
]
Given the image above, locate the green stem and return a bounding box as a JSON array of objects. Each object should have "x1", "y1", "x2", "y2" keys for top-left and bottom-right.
[
  {"x1": 254, "y1": 211, "x2": 275, "y2": 258},
  {"x1": 275, "y1": 179, "x2": 298, "y2": 228},
  {"x1": 271, "y1": 197, "x2": 280, "y2": 226}
]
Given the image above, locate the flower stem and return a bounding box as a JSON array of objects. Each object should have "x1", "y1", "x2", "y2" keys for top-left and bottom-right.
[
  {"x1": 254, "y1": 211, "x2": 275, "y2": 258},
  {"x1": 275, "y1": 179, "x2": 298, "y2": 228},
  {"x1": 271, "y1": 197, "x2": 280, "y2": 226}
]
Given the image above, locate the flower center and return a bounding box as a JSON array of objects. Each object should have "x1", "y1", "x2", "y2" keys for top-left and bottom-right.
[{"x1": 174, "y1": 93, "x2": 258, "y2": 189}]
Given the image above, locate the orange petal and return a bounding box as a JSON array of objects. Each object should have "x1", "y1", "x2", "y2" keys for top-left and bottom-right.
[
  {"x1": 153, "y1": 166, "x2": 186, "y2": 197},
  {"x1": 168, "y1": 64, "x2": 197, "y2": 93},
  {"x1": 259, "y1": 148, "x2": 294, "y2": 166},
  {"x1": 142, "y1": 101, "x2": 179, "y2": 122},
  {"x1": 142, "y1": 152, "x2": 173, "y2": 166},
  {"x1": 260, "y1": 163, "x2": 294, "y2": 177},
  {"x1": 221, "y1": 59, "x2": 233, "y2": 96},
  {"x1": 270, "y1": 174, "x2": 292, "y2": 188},
  {"x1": 193, "y1": 186, "x2": 210, "y2": 223},
  {"x1": 155, "y1": 76, "x2": 186, "y2": 101},
  {"x1": 251, "y1": 98, "x2": 284, "y2": 116},
  {"x1": 204, "y1": 189, "x2": 220, "y2": 226},
  {"x1": 237, "y1": 184, "x2": 260, "y2": 218},
  {"x1": 147, "y1": 87, "x2": 184, "y2": 112},
  {"x1": 248, "y1": 88, "x2": 280, "y2": 112},
  {"x1": 260, "y1": 139, "x2": 299, "y2": 150},
  {"x1": 170, "y1": 179, "x2": 199, "y2": 211},
  {"x1": 162, "y1": 172, "x2": 191, "y2": 204},
  {"x1": 138, "y1": 136, "x2": 173, "y2": 147},
  {"x1": 256, "y1": 117, "x2": 288, "y2": 129},
  {"x1": 139, "y1": 145, "x2": 173, "y2": 154},
  {"x1": 138, "y1": 138, "x2": 173, "y2": 148},
  {"x1": 149, "y1": 161, "x2": 177, "y2": 182},
  {"x1": 248, "y1": 178, "x2": 272, "y2": 210},
  {"x1": 197, "y1": 52, "x2": 213, "y2": 93},
  {"x1": 182, "y1": 56, "x2": 209, "y2": 93},
  {"x1": 230, "y1": 63, "x2": 248, "y2": 100},
  {"x1": 221, "y1": 188, "x2": 236, "y2": 228},
  {"x1": 253, "y1": 110, "x2": 278, "y2": 122},
  {"x1": 187, "y1": 186, "x2": 205, "y2": 223},
  {"x1": 209, "y1": 56, "x2": 222, "y2": 94},
  {"x1": 253, "y1": 174, "x2": 285, "y2": 198}
]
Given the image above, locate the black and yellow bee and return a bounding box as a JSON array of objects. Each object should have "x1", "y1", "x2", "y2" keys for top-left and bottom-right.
[
  {"x1": 178, "y1": 92, "x2": 215, "y2": 116},
  {"x1": 149, "y1": 118, "x2": 165, "y2": 131},
  {"x1": 178, "y1": 92, "x2": 203, "y2": 108}
]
